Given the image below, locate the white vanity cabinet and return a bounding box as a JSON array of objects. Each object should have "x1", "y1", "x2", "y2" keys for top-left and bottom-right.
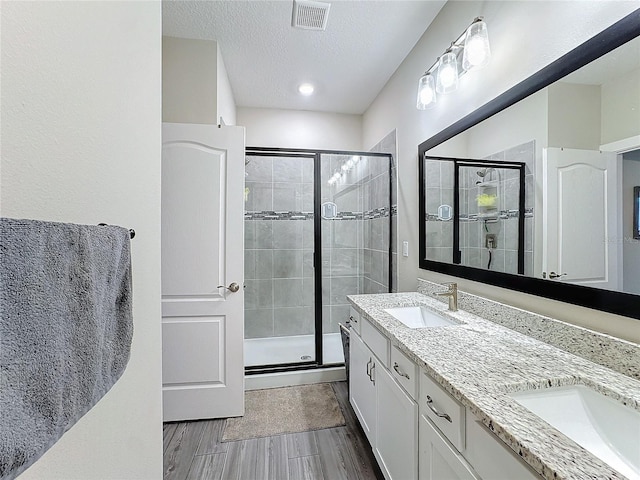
[
  {"x1": 377, "y1": 359, "x2": 418, "y2": 480},
  {"x1": 349, "y1": 310, "x2": 542, "y2": 480},
  {"x1": 419, "y1": 370, "x2": 478, "y2": 480},
  {"x1": 418, "y1": 370, "x2": 541, "y2": 480},
  {"x1": 349, "y1": 316, "x2": 418, "y2": 480},
  {"x1": 419, "y1": 414, "x2": 478, "y2": 480},
  {"x1": 464, "y1": 412, "x2": 541, "y2": 480},
  {"x1": 349, "y1": 328, "x2": 377, "y2": 443}
]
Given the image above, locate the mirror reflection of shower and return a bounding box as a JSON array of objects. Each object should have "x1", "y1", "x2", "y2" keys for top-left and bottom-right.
[
  {"x1": 423, "y1": 153, "x2": 528, "y2": 275},
  {"x1": 475, "y1": 167, "x2": 502, "y2": 269}
]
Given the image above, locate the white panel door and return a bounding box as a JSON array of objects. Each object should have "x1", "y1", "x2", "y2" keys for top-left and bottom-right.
[
  {"x1": 543, "y1": 148, "x2": 621, "y2": 290},
  {"x1": 161, "y1": 123, "x2": 245, "y2": 422}
]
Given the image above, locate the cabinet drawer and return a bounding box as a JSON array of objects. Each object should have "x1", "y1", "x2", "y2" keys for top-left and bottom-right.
[
  {"x1": 391, "y1": 346, "x2": 418, "y2": 400},
  {"x1": 348, "y1": 306, "x2": 361, "y2": 335},
  {"x1": 464, "y1": 412, "x2": 541, "y2": 479},
  {"x1": 361, "y1": 318, "x2": 389, "y2": 368},
  {"x1": 420, "y1": 371, "x2": 465, "y2": 451}
]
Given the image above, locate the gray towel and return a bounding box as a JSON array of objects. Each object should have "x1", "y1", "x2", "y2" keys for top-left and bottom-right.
[{"x1": 0, "y1": 218, "x2": 133, "y2": 480}]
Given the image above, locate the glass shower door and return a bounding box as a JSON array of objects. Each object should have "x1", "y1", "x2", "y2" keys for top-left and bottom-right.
[
  {"x1": 244, "y1": 153, "x2": 316, "y2": 368},
  {"x1": 320, "y1": 153, "x2": 392, "y2": 364}
]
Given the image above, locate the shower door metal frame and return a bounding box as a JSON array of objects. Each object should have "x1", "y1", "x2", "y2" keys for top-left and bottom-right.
[
  {"x1": 244, "y1": 146, "x2": 394, "y2": 375},
  {"x1": 422, "y1": 155, "x2": 526, "y2": 274}
]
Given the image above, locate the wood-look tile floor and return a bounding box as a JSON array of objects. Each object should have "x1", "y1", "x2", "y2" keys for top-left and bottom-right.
[{"x1": 163, "y1": 381, "x2": 384, "y2": 480}]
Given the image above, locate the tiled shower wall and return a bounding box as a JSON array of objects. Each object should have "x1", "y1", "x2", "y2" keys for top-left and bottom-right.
[
  {"x1": 321, "y1": 151, "x2": 393, "y2": 333},
  {"x1": 245, "y1": 146, "x2": 396, "y2": 342},
  {"x1": 244, "y1": 156, "x2": 315, "y2": 339},
  {"x1": 366, "y1": 130, "x2": 398, "y2": 293},
  {"x1": 425, "y1": 140, "x2": 534, "y2": 275}
]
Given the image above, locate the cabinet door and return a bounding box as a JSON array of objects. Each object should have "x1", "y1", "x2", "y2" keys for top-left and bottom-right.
[
  {"x1": 464, "y1": 412, "x2": 541, "y2": 479},
  {"x1": 350, "y1": 331, "x2": 377, "y2": 444},
  {"x1": 419, "y1": 415, "x2": 478, "y2": 480},
  {"x1": 377, "y1": 362, "x2": 418, "y2": 480}
]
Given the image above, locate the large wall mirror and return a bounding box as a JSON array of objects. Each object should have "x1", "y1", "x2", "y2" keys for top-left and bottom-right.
[{"x1": 418, "y1": 9, "x2": 640, "y2": 320}]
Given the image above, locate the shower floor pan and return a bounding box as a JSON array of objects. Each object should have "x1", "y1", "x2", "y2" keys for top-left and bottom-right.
[{"x1": 245, "y1": 333, "x2": 343, "y2": 367}]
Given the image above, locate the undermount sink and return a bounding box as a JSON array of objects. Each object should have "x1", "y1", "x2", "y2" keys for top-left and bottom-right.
[
  {"x1": 509, "y1": 385, "x2": 640, "y2": 480},
  {"x1": 383, "y1": 306, "x2": 458, "y2": 328}
]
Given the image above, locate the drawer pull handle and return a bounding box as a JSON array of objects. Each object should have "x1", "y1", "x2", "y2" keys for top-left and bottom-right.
[
  {"x1": 366, "y1": 358, "x2": 372, "y2": 378},
  {"x1": 370, "y1": 363, "x2": 375, "y2": 385},
  {"x1": 426, "y1": 395, "x2": 452, "y2": 423},
  {"x1": 350, "y1": 315, "x2": 358, "y2": 323},
  {"x1": 393, "y1": 362, "x2": 410, "y2": 380}
]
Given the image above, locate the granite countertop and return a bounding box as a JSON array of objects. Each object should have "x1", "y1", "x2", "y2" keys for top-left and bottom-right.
[{"x1": 347, "y1": 291, "x2": 640, "y2": 480}]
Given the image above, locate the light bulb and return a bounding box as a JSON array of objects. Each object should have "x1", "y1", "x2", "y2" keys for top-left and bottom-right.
[
  {"x1": 463, "y1": 20, "x2": 491, "y2": 71},
  {"x1": 436, "y1": 52, "x2": 459, "y2": 94},
  {"x1": 298, "y1": 83, "x2": 314, "y2": 95},
  {"x1": 416, "y1": 73, "x2": 436, "y2": 110}
]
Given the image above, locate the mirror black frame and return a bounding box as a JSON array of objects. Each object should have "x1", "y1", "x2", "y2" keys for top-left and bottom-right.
[{"x1": 418, "y1": 9, "x2": 640, "y2": 320}]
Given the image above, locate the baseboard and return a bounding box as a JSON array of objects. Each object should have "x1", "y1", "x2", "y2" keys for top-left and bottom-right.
[{"x1": 244, "y1": 366, "x2": 347, "y2": 391}]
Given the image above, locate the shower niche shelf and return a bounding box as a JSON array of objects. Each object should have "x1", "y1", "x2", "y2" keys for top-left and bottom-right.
[{"x1": 476, "y1": 180, "x2": 499, "y2": 221}]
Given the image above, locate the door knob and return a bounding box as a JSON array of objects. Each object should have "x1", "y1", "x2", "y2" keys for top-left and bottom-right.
[{"x1": 217, "y1": 282, "x2": 240, "y2": 292}]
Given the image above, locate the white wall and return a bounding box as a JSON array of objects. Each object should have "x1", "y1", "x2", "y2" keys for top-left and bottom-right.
[
  {"x1": 162, "y1": 37, "x2": 237, "y2": 126},
  {"x1": 217, "y1": 44, "x2": 237, "y2": 126},
  {"x1": 601, "y1": 67, "x2": 640, "y2": 144},
  {"x1": 1, "y1": 2, "x2": 163, "y2": 478},
  {"x1": 363, "y1": 1, "x2": 640, "y2": 342},
  {"x1": 163, "y1": 36, "x2": 218, "y2": 124},
  {"x1": 622, "y1": 154, "x2": 640, "y2": 295},
  {"x1": 548, "y1": 82, "x2": 601, "y2": 150},
  {"x1": 238, "y1": 107, "x2": 362, "y2": 150}
]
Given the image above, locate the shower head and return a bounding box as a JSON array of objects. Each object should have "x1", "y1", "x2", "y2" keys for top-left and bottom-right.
[{"x1": 476, "y1": 168, "x2": 487, "y2": 177}]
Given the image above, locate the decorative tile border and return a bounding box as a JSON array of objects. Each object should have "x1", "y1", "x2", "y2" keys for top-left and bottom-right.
[
  {"x1": 244, "y1": 211, "x2": 313, "y2": 220},
  {"x1": 245, "y1": 205, "x2": 398, "y2": 221},
  {"x1": 426, "y1": 207, "x2": 533, "y2": 222}
]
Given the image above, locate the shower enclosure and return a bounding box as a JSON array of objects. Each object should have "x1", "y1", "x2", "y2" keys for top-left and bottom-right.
[
  {"x1": 244, "y1": 148, "x2": 393, "y2": 373},
  {"x1": 423, "y1": 155, "x2": 528, "y2": 274}
]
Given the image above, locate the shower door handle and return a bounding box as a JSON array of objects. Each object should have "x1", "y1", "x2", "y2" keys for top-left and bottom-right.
[{"x1": 217, "y1": 282, "x2": 240, "y2": 293}]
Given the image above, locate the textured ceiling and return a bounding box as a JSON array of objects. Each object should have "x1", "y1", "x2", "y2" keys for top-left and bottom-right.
[{"x1": 162, "y1": 0, "x2": 446, "y2": 114}]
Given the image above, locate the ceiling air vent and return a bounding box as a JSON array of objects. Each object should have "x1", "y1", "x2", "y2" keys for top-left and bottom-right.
[{"x1": 292, "y1": 0, "x2": 331, "y2": 31}]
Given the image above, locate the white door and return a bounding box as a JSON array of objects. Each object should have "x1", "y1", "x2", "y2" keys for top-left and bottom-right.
[
  {"x1": 161, "y1": 123, "x2": 245, "y2": 422},
  {"x1": 542, "y1": 147, "x2": 621, "y2": 290}
]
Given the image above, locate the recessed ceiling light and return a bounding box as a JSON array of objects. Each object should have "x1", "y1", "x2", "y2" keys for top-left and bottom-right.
[{"x1": 298, "y1": 83, "x2": 314, "y2": 96}]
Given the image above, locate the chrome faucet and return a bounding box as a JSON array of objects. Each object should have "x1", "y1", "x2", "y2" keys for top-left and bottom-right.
[{"x1": 435, "y1": 282, "x2": 458, "y2": 312}]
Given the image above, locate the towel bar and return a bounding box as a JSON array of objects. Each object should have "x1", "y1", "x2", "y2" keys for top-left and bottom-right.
[{"x1": 98, "y1": 223, "x2": 135, "y2": 239}]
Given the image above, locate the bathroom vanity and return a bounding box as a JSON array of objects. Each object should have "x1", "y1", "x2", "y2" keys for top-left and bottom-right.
[{"x1": 347, "y1": 281, "x2": 640, "y2": 480}]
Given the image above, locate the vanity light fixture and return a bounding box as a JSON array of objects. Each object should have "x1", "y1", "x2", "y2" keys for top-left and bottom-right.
[{"x1": 416, "y1": 17, "x2": 491, "y2": 110}]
